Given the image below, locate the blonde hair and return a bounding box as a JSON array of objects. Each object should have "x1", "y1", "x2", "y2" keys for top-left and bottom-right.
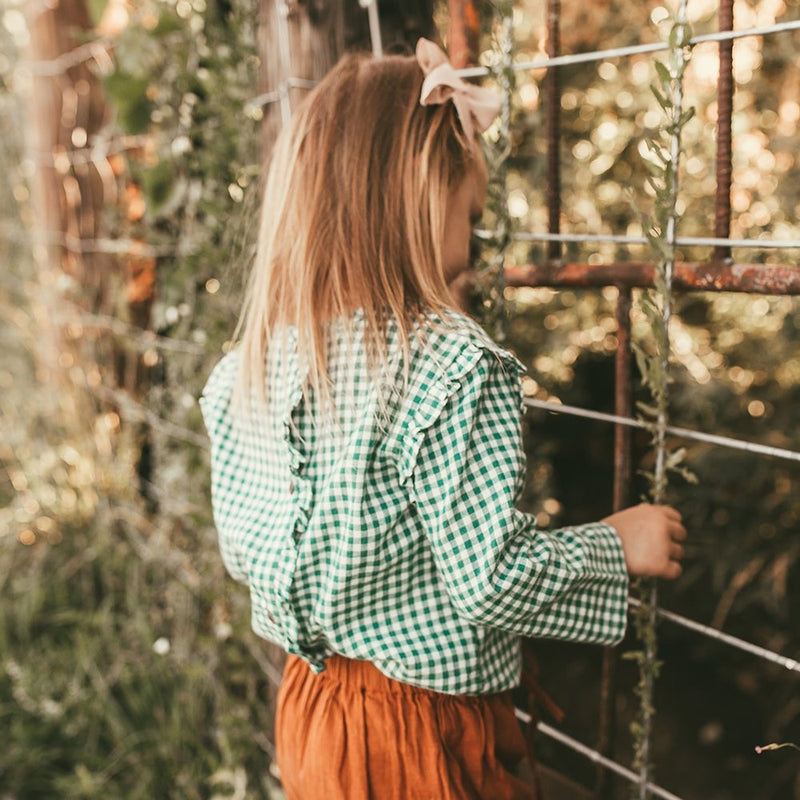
[{"x1": 235, "y1": 51, "x2": 476, "y2": 409}]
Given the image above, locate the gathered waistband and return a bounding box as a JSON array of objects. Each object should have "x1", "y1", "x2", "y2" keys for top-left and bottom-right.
[{"x1": 309, "y1": 654, "x2": 497, "y2": 702}]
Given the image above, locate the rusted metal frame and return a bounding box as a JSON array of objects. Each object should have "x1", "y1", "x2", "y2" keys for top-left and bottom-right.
[
  {"x1": 447, "y1": 0, "x2": 480, "y2": 69},
  {"x1": 545, "y1": 0, "x2": 562, "y2": 261},
  {"x1": 505, "y1": 261, "x2": 800, "y2": 295},
  {"x1": 508, "y1": 231, "x2": 800, "y2": 248},
  {"x1": 612, "y1": 289, "x2": 633, "y2": 513},
  {"x1": 713, "y1": 0, "x2": 734, "y2": 262}
]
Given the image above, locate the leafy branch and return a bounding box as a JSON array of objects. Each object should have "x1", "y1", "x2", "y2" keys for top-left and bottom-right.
[
  {"x1": 475, "y1": 0, "x2": 515, "y2": 341},
  {"x1": 629, "y1": 4, "x2": 694, "y2": 797}
]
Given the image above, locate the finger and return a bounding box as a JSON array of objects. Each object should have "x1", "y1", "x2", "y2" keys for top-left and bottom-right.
[
  {"x1": 670, "y1": 542, "x2": 685, "y2": 561},
  {"x1": 661, "y1": 506, "x2": 683, "y2": 523},
  {"x1": 662, "y1": 559, "x2": 683, "y2": 580},
  {"x1": 669, "y1": 521, "x2": 688, "y2": 542}
]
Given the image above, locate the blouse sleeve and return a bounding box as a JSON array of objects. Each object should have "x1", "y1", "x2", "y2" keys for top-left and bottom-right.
[
  {"x1": 199, "y1": 352, "x2": 250, "y2": 585},
  {"x1": 405, "y1": 348, "x2": 629, "y2": 644}
]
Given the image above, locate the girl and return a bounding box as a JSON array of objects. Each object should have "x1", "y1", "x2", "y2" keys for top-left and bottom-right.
[{"x1": 200, "y1": 39, "x2": 687, "y2": 800}]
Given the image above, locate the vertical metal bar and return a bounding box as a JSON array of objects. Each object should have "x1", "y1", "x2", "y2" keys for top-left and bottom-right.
[
  {"x1": 596, "y1": 285, "x2": 633, "y2": 798},
  {"x1": 713, "y1": 0, "x2": 734, "y2": 263},
  {"x1": 612, "y1": 288, "x2": 633, "y2": 514},
  {"x1": 613, "y1": 289, "x2": 633, "y2": 515},
  {"x1": 360, "y1": 0, "x2": 384, "y2": 59},
  {"x1": 276, "y1": 1, "x2": 293, "y2": 127},
  {"x1": 447, "y1": 0, "x2": 481, "y2": 68},
  {"x1": 545, "y1": 0, "x2": 562, "y2": 262}
]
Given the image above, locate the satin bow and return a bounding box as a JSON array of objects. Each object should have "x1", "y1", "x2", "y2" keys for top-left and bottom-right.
[{"x1": 416, "y1": 38, "x2": 501, "y2": 140}]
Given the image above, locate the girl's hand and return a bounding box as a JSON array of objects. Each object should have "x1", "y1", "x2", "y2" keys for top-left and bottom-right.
[{"x1": 601, "y1": 503, "x2": 687, "y2": 580}]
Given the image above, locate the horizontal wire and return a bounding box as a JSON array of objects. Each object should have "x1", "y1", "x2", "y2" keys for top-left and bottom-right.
[
  {"x1": 21, "y1": 17, "x2": 800, "y2": 106},
  {"x1": 523, "y1": 397, "x2": 800, "y2": 463},
  {"x1": 54, "y1": 310, "x2": 208, "y2": 356},
  {"x1": 19, "y1": 37, "x2": 114, "y2": 76},
  {"x1": 19, "y1": 17, "x2": 800, "y2": 80},
  {"x1": 248, "y1": 88, "x2": 281, "y2": 108},
  {"x1": 682, "y1": 234, "x2": 800, "y2": 248},
  {"x1": 629, "y1": 598, "x2": 800, "y2": 673},
  {"x1": 464, "y1": 18, "x2": 800, "y2": 76},
  {"x1": 245, "y1": 20, "x2": 800, "y2": 107},
  {"x1": 285, "y1": 76, "x2": 317, "y2": 90},
  {"x1": 32, "y1": 136, "x2": 151, "y2": 167},
  {"x1": 249, "y1": 77, "x2": 326, "y2": 109},
  {"x1": 1, "y1": 225, "x2": 186, "y2": 260},
  {"x1": 690, "y1": 18, "x2": 800, "y2": 46},
  {"x1": 6, "y1": 222, "x2": 179, "y2": 258},
  {"x1": 90, "y1": 383, "x2": 210, "y2": 449},
  {"x1": 49, "y1": 232, "x2": 179, "y2": 257},
  {"x1": 513, "y1": 713, "x2": 684, "y2": 800},
  {"x1": 509, "y1": 231, "x2": 800, "y2": 250}
]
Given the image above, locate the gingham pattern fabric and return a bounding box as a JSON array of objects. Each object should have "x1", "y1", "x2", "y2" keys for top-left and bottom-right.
[{"x1": 200, "y1": 310, "x2": 629, "y2": 695}]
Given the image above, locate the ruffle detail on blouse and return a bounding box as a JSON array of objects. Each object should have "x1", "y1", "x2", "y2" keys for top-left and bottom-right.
[
  {"x1": 282, "y1": 357, "x2": 309, "y2": 479},
  {"x1": 275, "y1": 328, "x2": 313, "y2": 543},
  {"x1": 396, "y1": 332, "x2": 525, "y2": 487}
]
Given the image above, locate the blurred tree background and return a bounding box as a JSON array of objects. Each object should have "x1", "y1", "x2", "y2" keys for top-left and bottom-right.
[{"x1": 0, "y1": 0, "x2": 799, "y2": 798}]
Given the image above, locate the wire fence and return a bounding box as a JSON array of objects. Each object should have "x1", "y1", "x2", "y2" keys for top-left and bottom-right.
[
  {"x1": 497, "y1": 2, "x2": 800, "y2": 797},
  {"x1": 16, "y1": 1, "x2": 800, "y2": 798}
]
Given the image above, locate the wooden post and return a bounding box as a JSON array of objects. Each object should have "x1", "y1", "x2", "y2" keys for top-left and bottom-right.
[{"x1": 447, "y1": 0, "x2": 480, "y2": 68}]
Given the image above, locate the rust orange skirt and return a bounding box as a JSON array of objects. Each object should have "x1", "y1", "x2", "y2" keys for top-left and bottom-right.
[{"x1": 275, "y1": 654, "x2": 538, "y2": 800}]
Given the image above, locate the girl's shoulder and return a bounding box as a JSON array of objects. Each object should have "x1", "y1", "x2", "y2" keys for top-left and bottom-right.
[
  {"x1": 390, "y1": 311, "x2": 526, "y2": 483},
  {"x1": 391, "y1": 310, "x2": 526, "y2": 432},
  {"x1": 410, "y1": 309, "x2": 525, "y2": 381},
  {"x1": 202, "y1": 348, "x2": 241, "y2": 396},
  {"x1": 198, "y1": 348, "x2": 242, "y2": 434}
]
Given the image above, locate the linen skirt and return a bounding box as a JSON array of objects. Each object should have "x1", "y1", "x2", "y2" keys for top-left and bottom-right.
[{"x1": 275, "y1": 653, "x2": 538, "y2": 800}]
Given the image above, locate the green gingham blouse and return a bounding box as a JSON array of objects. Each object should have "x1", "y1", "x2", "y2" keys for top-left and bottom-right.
[{"x1": 200, "y1": 310, "x2": 629, "y2": 695}]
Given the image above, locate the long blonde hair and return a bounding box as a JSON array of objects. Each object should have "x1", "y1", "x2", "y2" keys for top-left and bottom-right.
[{"x1": 235, "y1": 50, "x2": 475, "y2": 408}]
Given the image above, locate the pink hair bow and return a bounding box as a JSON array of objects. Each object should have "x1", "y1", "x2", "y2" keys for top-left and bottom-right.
[{"x1": 416, "y1": 38, "x2": 501, "y2": 140}]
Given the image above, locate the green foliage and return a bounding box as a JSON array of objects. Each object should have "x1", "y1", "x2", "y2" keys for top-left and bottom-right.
[
  {"x1": 473, "y1": 0, "x2": 516, "y2": 342},
  {"x1": 626, "y1": 5, "x2": 695, "y2": 795},
  {"x1": 106, "y1": 0, "x2": 261, "y2": 333},
  {"x1": 0, "y1": 302, "x2": 278, "y2": 799},
  {"x1": 85, "y1": 0, "x2": 109, "y2": 26},
  {"x1": 104, "y1": 71, "x2": 153, "y2": 134},
  {"x1": 0, "y1": 0, "x2": 278, "y2": 795},
  {"x1": 0, "y1": 269, "x2": 279, "y2": 798},
  {"x1": 0, "y1": 489, "x2": 278, "y2": 799}
]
